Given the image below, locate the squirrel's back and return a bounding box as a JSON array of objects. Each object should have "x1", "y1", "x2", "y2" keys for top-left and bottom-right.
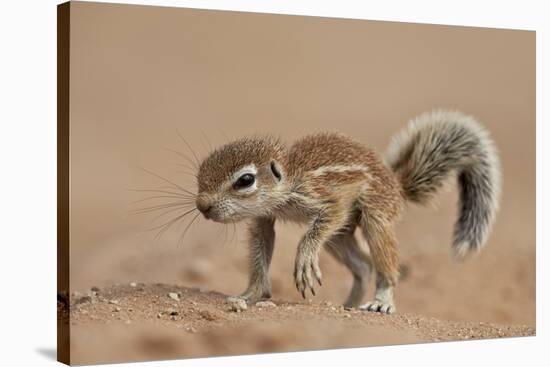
[{"x1": 286, "y1": 132, "x2": 385, "y2": 178}]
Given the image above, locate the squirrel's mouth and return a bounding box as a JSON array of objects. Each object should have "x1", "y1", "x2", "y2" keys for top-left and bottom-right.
[
  {"x1": 205, "y1": 211, "x2": 247, "y2": 224},
  {"x1": 200, "y1": 209, "x2": 229, "y2": 223}
]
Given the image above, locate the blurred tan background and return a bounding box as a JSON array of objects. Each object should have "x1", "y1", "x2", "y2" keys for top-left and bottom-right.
[{"x1": 68, "y1": 0, "x2": 535, "y2": 342}]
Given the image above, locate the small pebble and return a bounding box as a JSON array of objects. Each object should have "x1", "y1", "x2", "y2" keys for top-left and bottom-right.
[
  {"x1": 168, "y1": 292, "x2": 180, "y2": 301},
  {"x1": 130, "y1": 282, "x2": 137, "y2": 287},
  {"x1": 108, "y1": 300, "x2": 119, "y2": 305}
]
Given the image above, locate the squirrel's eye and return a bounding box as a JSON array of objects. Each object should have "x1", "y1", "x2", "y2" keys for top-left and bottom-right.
[{"x1": 233, "y1": 173, "x2": 255, "y2": 190}]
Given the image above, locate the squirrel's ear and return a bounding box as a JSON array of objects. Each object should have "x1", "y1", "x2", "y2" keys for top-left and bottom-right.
[{"x1": 270, "y1": 160, "x2": 283, "y2": 182}]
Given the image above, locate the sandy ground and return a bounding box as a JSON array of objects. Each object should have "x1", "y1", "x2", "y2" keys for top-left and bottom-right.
[{"x1": 60, "y1": 284, "x2": 534, "y2": 365}]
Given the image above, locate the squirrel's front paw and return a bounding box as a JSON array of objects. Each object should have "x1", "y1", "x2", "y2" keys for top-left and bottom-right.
[{"x1": 294, "y1": 249, "x2": 322, "y2": 298}]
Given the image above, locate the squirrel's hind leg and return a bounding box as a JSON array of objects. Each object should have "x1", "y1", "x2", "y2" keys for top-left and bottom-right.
[
  {"x1": 358, "y1": 213, "x2": 400, "y2": 314},
  {"x1": 325, "y1": 230, "x2": 372, "y2": 308}
]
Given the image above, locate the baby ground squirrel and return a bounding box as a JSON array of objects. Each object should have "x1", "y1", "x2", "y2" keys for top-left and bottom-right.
[{"x1": 194, "y1": 110, "x2": 501, "y2": 314}]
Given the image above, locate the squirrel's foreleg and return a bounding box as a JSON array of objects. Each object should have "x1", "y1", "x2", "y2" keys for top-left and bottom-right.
[
  {"x1": 294, "y1": 205, "x2": 348, "y2": 298},
  {"x1": 230, "y1": 217, "x2": 275, "y2": 303}
]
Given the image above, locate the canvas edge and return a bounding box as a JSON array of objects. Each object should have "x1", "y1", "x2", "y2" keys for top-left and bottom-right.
[{"x1": 57, "y1": 1, "x2": 71, "y2": 365}]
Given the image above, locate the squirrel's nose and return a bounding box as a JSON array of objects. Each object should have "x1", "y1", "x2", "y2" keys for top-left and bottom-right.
[
  {"x1": 196, "y1": 198, "x2": 213, "y2": 217},
  {"x1": 200, "y1": 205, "x2": 213, "y2": 217}
]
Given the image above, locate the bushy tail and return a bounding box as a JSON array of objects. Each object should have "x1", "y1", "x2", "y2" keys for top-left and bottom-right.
[{"x1": 385, "y1": 110, "x2": 501, "y2": 259}]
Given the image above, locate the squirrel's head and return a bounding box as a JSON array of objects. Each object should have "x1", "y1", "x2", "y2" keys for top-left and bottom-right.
[{"x1": 195, "y1": 136, "x2": 288, "y2": 223}]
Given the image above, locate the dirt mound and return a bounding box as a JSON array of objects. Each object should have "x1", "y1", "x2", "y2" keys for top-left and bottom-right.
[{"x1": 61, "y1": 283, "x2": 535, "y2": 365}]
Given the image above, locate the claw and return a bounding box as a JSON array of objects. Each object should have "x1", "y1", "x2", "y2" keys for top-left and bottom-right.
[
  {"x1": 318, "y1": 278, "x2": 322, "y2": 287},
  {"x1": 359, "y1": 301, "x2": 395, "y2": 314},
  {"x1": 311, "y1": 287, "x2": 316, "y2": 296},
  {"x1": 301, "y1": 289, "x2": 306, "y2": 299}
]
